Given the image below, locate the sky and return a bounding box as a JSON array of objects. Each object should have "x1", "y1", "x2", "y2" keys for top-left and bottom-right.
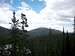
[{"x1": 0, "y1": 0, "x2": 75, "y2": 32}]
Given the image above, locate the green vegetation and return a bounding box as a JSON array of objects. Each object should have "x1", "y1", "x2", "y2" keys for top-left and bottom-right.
[{"x1": 0, "y1": 27, "x2": 75, "y2": 56}]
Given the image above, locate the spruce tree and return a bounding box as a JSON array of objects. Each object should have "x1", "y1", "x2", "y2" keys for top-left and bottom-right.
[
  {"x1": 10, "y1": 11, "x2": 29, "y2": 56},
  {"x1": 64, "y1": 31, "x2": 71, "y2": 56}
]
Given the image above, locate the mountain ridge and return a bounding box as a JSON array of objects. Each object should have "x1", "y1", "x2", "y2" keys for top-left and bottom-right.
[{"x1": 0, "y1": 26, "x2": 62, "y2": 39}]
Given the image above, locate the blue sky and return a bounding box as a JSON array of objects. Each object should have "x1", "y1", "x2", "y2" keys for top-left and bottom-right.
[
  {"x1": 10, "y1": 0, "x2": 46, "y2": 13},
  {"x1": 0, "y1": 0, "x2": 75, "y2": 32},
  {"x1": 23, "y1": 0, "x2": 46, "y2": 13},
  {"x1": 11, "y1": 0, "x2": 21, "y2": 11}
]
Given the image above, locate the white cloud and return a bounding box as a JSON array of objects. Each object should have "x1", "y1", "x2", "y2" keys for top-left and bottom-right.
[
  {"x1": 0, "y1": 0, "x2": 74, "y2": 32},
  {"x1": 0, "y1": 4, "x2": 12, "y2": 28},
  {"x1": 17, "y1": 1, "x2": 64, "y2": 31},
  {"x1": 39, "y1": 0, "x2": 74, "y2": 32}
]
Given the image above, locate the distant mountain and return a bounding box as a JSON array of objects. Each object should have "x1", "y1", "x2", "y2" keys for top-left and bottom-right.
[
  {"x1": 0, "y1": 26, "x2": 10, "y2": 34},
  {"x1": 0, "y1": 26, "x2": 62, "y2": 39},
  {"x1": 28, "y1": 27, "x2": 62, "y2": 39},
  {"x1": 28, "y1": 28, "x2": 63, "y2": 56},
  {"x1": 0, "y1": 26, "x2": 11, "y2": 42}
]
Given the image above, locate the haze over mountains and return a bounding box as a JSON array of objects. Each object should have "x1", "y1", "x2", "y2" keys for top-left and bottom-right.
[
  {"x1": 28, "y1": 27, "x2": 62, "y2": 39},
  {"x1": 0, "y1": 26, "x2": 62, "y2": 39}
]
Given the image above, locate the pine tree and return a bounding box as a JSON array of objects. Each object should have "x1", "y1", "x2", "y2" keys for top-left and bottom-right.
[
  {"x1": 10, "y1": 11, "x2": 18, "y2": 56},
  {"x1": 10, "y1": 11, "x2": 29, "y2": 56},
  {"x1": 62, "y1": 27, "x2": 65, "y2": 56},
  {"x1": 64, "y1": 31, "x2": 71, "y2": 56}
]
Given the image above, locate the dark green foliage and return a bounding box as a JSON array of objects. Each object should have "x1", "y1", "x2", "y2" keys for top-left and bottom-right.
[
  {"x1": 28, "y1": 31, "x2": 63, "y2": 56},
  {"x1": 0, "y1": 26, "x2": 75, "y2": 56},
  {"x1": 28, "y1": 29, "x2": 75, "y2": 56}
]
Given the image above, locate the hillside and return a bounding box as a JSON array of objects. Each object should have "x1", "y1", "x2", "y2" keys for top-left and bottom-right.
[
  {"x1": 28, "y1": 27, "x2": 62, "y2": 39},
  {"x1": 0, "y1": 26, "x2": 62, "y2": 39},
  {"x1": 0, "y1": 26, "x2": 74, "y2": 56}
]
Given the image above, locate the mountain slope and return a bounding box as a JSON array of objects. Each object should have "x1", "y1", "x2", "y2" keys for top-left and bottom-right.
[
  {"x1": 0, "y1": 26, "x2": 62, "y2": 40},
  {"x1": 28, "y1": 27, "x2": 62, "y2": 39},
  {"x1": 0, "y1": 26, "x2": 11, "y2": 42},
  {"x1": 0, "y1": 26, "x2": 10, "y2": 34}
]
